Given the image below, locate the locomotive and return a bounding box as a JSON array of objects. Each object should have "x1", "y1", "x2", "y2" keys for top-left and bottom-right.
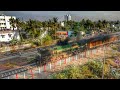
[{"x1": 36, "y1": 34, "x2": 119, "y2": 65}]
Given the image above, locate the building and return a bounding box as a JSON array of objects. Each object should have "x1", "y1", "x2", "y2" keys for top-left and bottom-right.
[
  {"x1": 56, "y1": 31, "x2": 73, "y2": 39},
  {"x1": 64, "y1": 14, "x2": 71, "y2": 21},
  {"x1": 60, "y1": 21, "x2": 65, "y2": 27},
  {"x1": 0, "y1": 14, "x2": 19, "y2": 42},
  {"x1": 0, "y1": 14, "x2": 17, "y2": 30},
  {"x1": 56, "y1": 31, "x2": 68, "y2": 39},
  {"x1": 0, "y1": 30, "x2": 20, "y2": 42}
]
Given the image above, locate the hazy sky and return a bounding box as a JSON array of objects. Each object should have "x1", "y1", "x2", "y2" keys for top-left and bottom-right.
[{"x1": 1, "y1": 11, "x2": 120, "y2": 21}]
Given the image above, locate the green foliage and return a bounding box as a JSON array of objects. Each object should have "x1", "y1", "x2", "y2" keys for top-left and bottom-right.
[
  {"x1": 50, "y1": 60, "x2": 113, "y2": 79},
  {"x1": 112, "y1": 46, "x2": 118, "y2": 50},
  {"x1": 9, "y1": 17, "x2": 16, "y2": 30},
  {"x1": 10, "y1": 38, "x2": 20, "y2": 45},
  {"x1": 32, "y1": 41, "x2": 41, "y2": 46},
  {"x1": 50, "y1": 63, "x2": 100, "y2": 79},
  {"x1": 67, "y1": 65, "x2": 81, "y2": 79},
  {"x1": 42, "y1": 35, "x2": 53, "y2": 45},
  {"x1": 86, "y1": 61, "x2": 103, "y2": 77},
  {"x1": 52, "y1": 73, "x2": 68, "y2": 79}
]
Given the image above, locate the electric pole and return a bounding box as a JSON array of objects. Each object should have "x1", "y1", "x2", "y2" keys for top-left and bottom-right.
[{"x1": 102, "y1": 45, "x2": 106, "y2": 79}]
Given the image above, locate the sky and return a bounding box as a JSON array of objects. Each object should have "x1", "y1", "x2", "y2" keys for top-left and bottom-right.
[{"x1": 0, "y1": 11, "x2": 120, "y2": 21}]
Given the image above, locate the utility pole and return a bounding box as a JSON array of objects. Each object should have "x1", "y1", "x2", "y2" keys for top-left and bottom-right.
[
  {"x1": 102, "y1": 45, "x2": 106, "y2": 79},
  {"x1": 40, "y1": 29, "x2": 42, "y2": 46}
]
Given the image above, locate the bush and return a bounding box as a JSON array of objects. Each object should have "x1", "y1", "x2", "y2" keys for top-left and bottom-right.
[
  {"x1": 43, "y1": 35, "x2": 53, "y2": 46},
  {"x1": 50, "y1": 59, "x2": 120, "y2": 79},
  {"x1": 31, "y1": 40, "x2": 41, "y2": 47},
  {"x1": 50, "y1": 64, "x2": 97, "y2": 79},
  {"x1": 10, "y1": 39, "x2": 21, "y2": 46},
  {"x1": 87, "y1": 61, "x2": 103, "y2": 77}
]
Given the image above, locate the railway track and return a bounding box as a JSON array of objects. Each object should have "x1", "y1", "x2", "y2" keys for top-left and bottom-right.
[{"x1": 0, "y1": 63, "x2": 36, "y2": 79}]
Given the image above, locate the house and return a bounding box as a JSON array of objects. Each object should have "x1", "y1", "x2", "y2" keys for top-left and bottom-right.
[
  {"x1": 0, "y1": 14, "x2": 20, "y2": 42},
  {"x1": 0, "y1": 30, "x2": 20, "y2": 42},
  {"x1": 56, "y1": 31, "x2": 73, "y2": 39}
]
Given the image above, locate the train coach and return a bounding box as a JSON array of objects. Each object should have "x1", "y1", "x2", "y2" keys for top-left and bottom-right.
[{"x1": 87, "y1": 35, "x2": 119, "y2": 48}]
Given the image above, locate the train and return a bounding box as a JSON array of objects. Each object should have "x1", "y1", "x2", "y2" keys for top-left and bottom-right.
[{"x1": 37, "y1": 34, "x2": 119, "y2": 65}]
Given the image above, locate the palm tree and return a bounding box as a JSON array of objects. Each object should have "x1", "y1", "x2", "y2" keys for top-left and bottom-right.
[
  {"x1": 9, "y1": 17, "x2": 16, "y2": 30},
  {"x1": 52, "y1": 17, "x2": 58, "y2": 40},
  {"x1": 48, "y1": 19, "x2": 52, "y2": 32},
  {"x1": 102, "y1": 20, "x2": 107, "y2": 28},
  {"x1": 42, "y1": 21, "x2": 48, "y2": 31},
  {"x1": 15, "y1": 18, "x2": 23, "y2": 41},
  {"x1": 25, "y1": 19, "x2": 36, "y2": 39},
  {"x1": 97, "y1": 20, "x2": 103, "y2": 29},
  {"x1": 81, "y1": 19, "x2": 86, "y2": 26}
]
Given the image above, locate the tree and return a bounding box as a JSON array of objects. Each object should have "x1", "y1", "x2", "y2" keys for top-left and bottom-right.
[
  {"x1": 15, "y1": 18, "x2": 23, "y2": 41},
  {"x1": 81, "y1": 19, "x2": 86, "y2": 26},
  {"x1": 86, "y1": 19, "x2": 93, "y2": 29},
  {"x1": 42, "y1": 35, "x2": 52, "y2": 46},
  {"x1": 97, "y1": 20, "x2": 103, "y2": 29},
  {"x1": 52, "y1": 17, "x2": 58, "y2": 40},
  {"x1": 25, "y1": 19, "x2": 41, "y2": 39},
  {"x1": 9, "y1": 17, "x2": 16, "y2": 30},
  {"x1": 48, "y1": 19, "x2": 52, "y2": 32},
  {"x1": 42, "y1": 21, "x2": 48, "y2": 31}
]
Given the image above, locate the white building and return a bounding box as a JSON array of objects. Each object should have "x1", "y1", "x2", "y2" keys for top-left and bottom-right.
[
  {"x1": 0, "y1": 30, "x2": 20, "y2": 42},
  {"x1": 0, "y1": 14, "x2": 17, "y2": 30},
  {"x1": 61, "y1": 21, "x2": 65, "y2": 27},
  {"x1": 64, "y1": 14, "x2": 71, "y2": 21}
]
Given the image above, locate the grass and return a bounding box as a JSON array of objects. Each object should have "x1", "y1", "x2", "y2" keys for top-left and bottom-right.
[{"x1": 49, "y1": 53, "x2": 120, "y2": 79}]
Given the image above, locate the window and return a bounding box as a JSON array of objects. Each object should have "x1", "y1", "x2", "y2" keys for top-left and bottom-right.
[
  {"x1": 8, "y1": 34, "x2": 12, "y2": 38},
  {"x1": 1, "y1": 35, "x2": 5, "y2": 38}
]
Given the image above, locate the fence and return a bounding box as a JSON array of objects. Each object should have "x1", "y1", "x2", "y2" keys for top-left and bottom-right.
[{"x1": 1, "y1": 44, "x2": 110, "y2": 79}]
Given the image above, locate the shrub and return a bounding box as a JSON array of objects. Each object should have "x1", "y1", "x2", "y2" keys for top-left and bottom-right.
[{"x1": 50, "y1": 59, "x2": 120, "y2": 79}]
